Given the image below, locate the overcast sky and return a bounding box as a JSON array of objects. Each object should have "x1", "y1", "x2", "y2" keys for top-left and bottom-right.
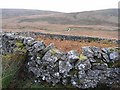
[{"x1": 0, "y1": 0, "x2": 119, "y2": 12}]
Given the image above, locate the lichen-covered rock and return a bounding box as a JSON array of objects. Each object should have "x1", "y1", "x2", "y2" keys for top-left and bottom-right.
[
  {"x1": 101, "y1": 52, "x2": 110, "y2": 63},
  {"x1": 67, "y1": 50, "x2": 80, "y2": 65},
  {"x1": 43, "y1": 43, "x2": 55, "y2": 54},
  {"x1": 75, "y1": 59, "x2": 91, "y2": 71},
  {"x1": 42, "y1": 48, "x2": 62, "y2": 62},
  {"x1": 82, "y1": 46, "x2": 102, "y2": 59},
  {"x1": 89, "y1": 58, "x2": 97, "y2": 63},
  {"x1": 82, "y1": 46, "x2": 94, "y2": 58},
  {"x1": 23, "y1": 37, "x2": 34, "y2": 45},
  {"x1": 109, "y1": 52, "x2": 119, "y2": 61},
  {"x1": 59, "y1": 60, "x2": 73, "y2": 74},
  {"x1": 32, "y1": 41, "x2": 46, "y2": 52},
  {"x1": 92, "y1": 63, "x2": 108, "y2": 70}
]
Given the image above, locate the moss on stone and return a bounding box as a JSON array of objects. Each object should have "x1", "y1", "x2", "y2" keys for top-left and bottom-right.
[
  {"x1": 50, "y1": 48, "x2": 59, "y2": 55},
  {"x1": 108, "y1": 60, "x2": 120, "y2": 68},
  {"x1": 16, "y1": 41, "x2": 24, "y2": 48},
  {"x1": 109, "y1": 47, "x2": 120, "y2": 53},
  {"x1": 79, "y1": 54, "x2": 87, "y2": 61},
  {"x1": 15, "y1": 41, "x2": 27, "y2": 53}
]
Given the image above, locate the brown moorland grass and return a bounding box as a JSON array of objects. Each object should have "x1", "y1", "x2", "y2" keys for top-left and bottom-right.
[{"x1": 36, "y1": 36, "x2": 118, "y2": 53}]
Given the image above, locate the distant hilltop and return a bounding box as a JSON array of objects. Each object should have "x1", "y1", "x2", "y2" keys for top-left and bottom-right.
[{"x1": 2, "y1": 8, "x2": 118, "y2": 26}]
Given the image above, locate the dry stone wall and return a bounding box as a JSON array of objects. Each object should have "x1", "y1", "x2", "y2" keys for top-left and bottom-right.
[
  {"x1": 1, "y1": 33, "x2": 120, "y2": 89},
  {"x1": 8, "y1": 32, "x2": 119, "y2": 43}
]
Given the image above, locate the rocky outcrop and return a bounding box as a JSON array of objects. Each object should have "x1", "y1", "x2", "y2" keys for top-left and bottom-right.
[{"x1": 1, "y1": 32, "x2": 120, "y2": 89}]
